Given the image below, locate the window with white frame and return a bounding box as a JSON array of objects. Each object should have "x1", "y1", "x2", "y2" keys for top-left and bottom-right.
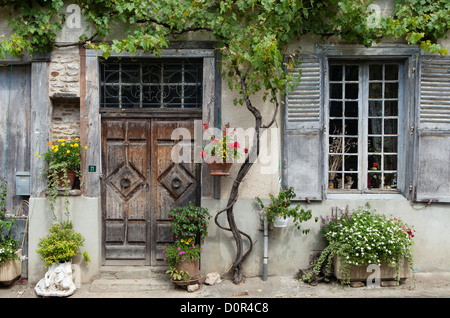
[{"x1": 327, "y1": 61, "x2": 402, "y2": 192}]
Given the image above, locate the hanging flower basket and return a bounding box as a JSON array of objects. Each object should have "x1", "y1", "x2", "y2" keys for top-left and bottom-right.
[
  {"x1": 206, "y1": 160, "x2": 233, "y2": 176},
  {"x1": 273, "y1": 215, "x2": 289, "y2": 228}
]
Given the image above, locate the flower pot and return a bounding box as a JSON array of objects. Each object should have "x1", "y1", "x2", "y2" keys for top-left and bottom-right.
[
  {"x1": 206, "y1": 159, "x2": 233, "y2": 176},
  {"x1": 0, "y1": 249, "x2": 22, "y2": 285},
  {"x1": 333, "y1": 255, "x2": 412, "y2": 283},
  {"x1": 176, "y1": 260, "x2": 200, "y2": 278},
  {"x1": 273, "y1": 215, "x2": 289, "y2": 228},
  {"x1": 56, "y1": 170, "x2": 76, "y2": 190}
]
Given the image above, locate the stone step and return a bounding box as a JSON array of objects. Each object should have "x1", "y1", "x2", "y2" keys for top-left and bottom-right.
[{"x1": 89, "y1": 266, "x2": 175, "y2": 293}]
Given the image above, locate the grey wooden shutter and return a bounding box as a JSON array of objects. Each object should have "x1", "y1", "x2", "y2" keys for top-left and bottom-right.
[
  {"x1": 413, "y1": 56, "x2": 450, "y2": 202},
  {"x1": 282, "y1": 55, "x2": 324, "y2": 201}
]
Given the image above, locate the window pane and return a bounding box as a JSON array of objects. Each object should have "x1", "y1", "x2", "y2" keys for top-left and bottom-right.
[
  {"x1": 385, "y1": 83, "x2": 398, "y2": 98},
  {"x1": 344, "y1": 155, "x2": 358, "y2": 171},
  {"x1": 121, "y1": 85, "x2": 140, "y2": 108},
  {"x1": 345, "y1": 83, "x2": 358, "y2": 99},
  {"x1": 329, "y1": 137, "x2": 343, "y2": 153},
  {"x1": 368, "y1": 154, "x2": 381, "y2": 170},
  {"x1": 330, "y1": 119, "x2": 343, "y2": 134},
  {"x1": 369, "y1": 100, "x2": 382, "y2": 116},
  {"x1": 383, "y1": 137, "x2": 398, "y2": 153},
  {"x1": 384, "y1": 155, "x2": 397, "y2": 171},
  {"x1": 369, "y1": 65, "x2": 383, "y2": 80},
  {"x1": 368, "y1": 172, "x2": 382, "y2": 189},
  {"x1": 384, "y1": 173, "x2": 397, "y2": 189},
  {"x1": 330, "y1": 65, "x2": 343, "y2": 81},
  {"x1": 385, "y1": 64, "x2": 399, "y2": 80},
  {"x1": 343, "y1": 173, "x2": 357, "y2": 189},
  {"x1": 384, "y1": 100, "x2": 398, "y2": 116},
  {"x1": 369, "y1": 82, "x2": 382, "y2": 98},
  {"x1": 345, "y1": 65, "x2": 359, "y2": 81},
  {"x1": 345, "y1": 137, "x2": 358, "y2": 153},
  {"x1": 100, "y1": 58, "x2": 202, "y2": 109},
  {"x1": 368, "y1": 136, "x2": 382, "y2": 153},
  {"x1": 344, "y1": 119, "x2": 358, "y2": 135},
  {"x1": 330, "y1": 101, "x2": 343, "y2": 117},
  {"x1": 329, "y1": 155, "x2": 343, "y2": 172},
  {"x1": 330, "y1": 83, "x2": 343, "y2": 99},
  {"x1": 344, "y1": 101, "x2": 358, "y2": 117},
  {"x1": 368, "y1": 118, "x2": 382, "y2": 134},
  {"x1": 384, "y1": 119, "x2": 398, "y2": 134}
]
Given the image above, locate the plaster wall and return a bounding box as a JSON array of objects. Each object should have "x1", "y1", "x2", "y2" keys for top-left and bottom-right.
[
  {"x1": 201, "y1": 198, "x2": 450, "y2": 278},
  {"x1": 27, "y1": 196, "x2": 101, "y2": 284}
]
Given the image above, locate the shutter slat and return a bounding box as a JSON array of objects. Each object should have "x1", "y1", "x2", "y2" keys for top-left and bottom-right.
[
  {"x1": 419, "y1": 57, "x2": 450, "y2": 128},
  {"x1": 285, "y1": 58, "x2": 322, "y2": 130},
  {"x1": 414, "y1": 56, "x2": 450, "y2": 203},
  {"x1": 283, "y1": 55, "x2": 324, "y2": 201}
]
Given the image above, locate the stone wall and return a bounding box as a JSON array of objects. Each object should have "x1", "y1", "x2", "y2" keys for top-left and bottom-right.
[
  {"x1": 49, "y1": 53, "x2": 80, "y2": 98},
  {"x1": 51, "y1": 100, "x2": 80, "y2": 141}
]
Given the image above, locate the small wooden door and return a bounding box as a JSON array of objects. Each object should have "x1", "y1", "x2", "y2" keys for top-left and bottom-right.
[{"x1": 101, "y1": 118, "x2": 199, "y2": 265}]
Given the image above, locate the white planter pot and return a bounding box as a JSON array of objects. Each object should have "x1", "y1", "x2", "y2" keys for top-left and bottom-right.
[
  {"x1": 0, "y1": 249, "x2": 22, "y2": 285},
  {"x1": 273, "y1": 215, "x2": 289, "y2": 228}
]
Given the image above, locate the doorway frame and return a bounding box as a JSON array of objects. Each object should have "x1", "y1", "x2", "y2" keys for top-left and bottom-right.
[{"x1": 82, "y1": 46, "x2": 220, "y2": 266}]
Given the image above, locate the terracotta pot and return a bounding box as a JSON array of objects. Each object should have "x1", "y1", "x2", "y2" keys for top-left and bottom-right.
[
  {"x1": 176, "y1": 260, "x2": 200, "y2": 278},
  {"x1": 206, "y1": 158, "x2": 233, "y2": 176},
  {"x1": 0, "y1": 249, "x2": 22, "y2": 285},
  {"x1": 56, "y1": 170, "x2": 76, "y2": 190}
]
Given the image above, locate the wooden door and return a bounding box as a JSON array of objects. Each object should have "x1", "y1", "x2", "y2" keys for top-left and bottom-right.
[
  {"x1": 102, "y1": 119, "x2": 151, "y2": 265},
  {"x1": 151, "y1": 119, "x2": 200, "y2": 265},
  {"x1": 101, "y1": 118, "x2": 199, "y2": 265}
]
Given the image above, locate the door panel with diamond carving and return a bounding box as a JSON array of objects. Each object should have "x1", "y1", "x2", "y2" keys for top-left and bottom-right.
[
  {"x1": 102, "y1": 119, "x2": 151, "y2": 265},
  {"x1": 152, "y1": 120, "x2": 200, "y2": 265},
  {"x1": 101, "y1": 118, "x2": 199, "y2": 265}
]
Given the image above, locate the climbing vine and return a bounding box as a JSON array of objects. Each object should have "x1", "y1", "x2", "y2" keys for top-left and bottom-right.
[{"x1": 0, "y1": 0, "x2": 448, "y2": 284}]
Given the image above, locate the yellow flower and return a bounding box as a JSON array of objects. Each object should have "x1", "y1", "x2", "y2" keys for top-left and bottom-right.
[
  {"x1": 75, "y1": 138, "x2": 79, "y2": 141},
  {"x1": 54, "y1": 149, "x2": 58, "y2": 152},
  {"x1": 61, "y1": 143, "x2": 65, "y2": 146},
  {"x1": 64, "y1": 132, "x2": 70, "y2": 135},
  {"x1": 67, "y1": 150, "x2": 70, "y2": 154},
  {"x1": 84, "y1": 146, "x2": 88, "y2": 149},
  {"x1": 74, "y1": 143, "x2": 79, "y2": 147},
  {"x1": 35, "y1": 152, "x2": 38, "y2": 156}
]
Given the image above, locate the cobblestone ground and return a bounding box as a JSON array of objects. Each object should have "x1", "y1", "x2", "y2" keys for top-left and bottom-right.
[{"x1": 1, "y1": 272, "x2": 450, "y2": 298}]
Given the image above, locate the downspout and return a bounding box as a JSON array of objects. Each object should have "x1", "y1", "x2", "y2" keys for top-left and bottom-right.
[{"x1": 262, "y1": 218, "x2": 268, "y2": 281}]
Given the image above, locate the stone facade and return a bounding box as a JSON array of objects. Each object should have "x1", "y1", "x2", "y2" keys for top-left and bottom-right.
[
  {"x1": 51, "y1": 100, "x2": 80, "y2": 141},
  {"x1": 49, "y1": 54, "x2": 80, "y2": 98}
]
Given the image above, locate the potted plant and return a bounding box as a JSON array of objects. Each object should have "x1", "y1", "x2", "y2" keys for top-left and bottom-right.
[
  {"x1": 35, "y1": 220, "x2": 90, "y2": 297},
  {"x1": 163, "y1": 202, "x2": 211, "y2": 285},
  {"x1": 162, "y1": 240, "x2": 203, "y2": 284},
  {"x1": 0, "y1": 179, "x2": 24, "y2": 285},
  {"x1": 200, "y1": 123, "x2": 247, "y2": 176},
  {"x1": 302, "y1": 203, "x2": 415, "y2": 286},
  {"x1": 256, "y1": 186, "x2": 313, "y2": 231},
  {"x1": 39, "y1": 135, "x2": 87, "y2": 212}
]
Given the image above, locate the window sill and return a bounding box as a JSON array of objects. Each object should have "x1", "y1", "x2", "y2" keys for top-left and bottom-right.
[{"x1": 326, "y1": 193, "x2": 407, "y2": 201}]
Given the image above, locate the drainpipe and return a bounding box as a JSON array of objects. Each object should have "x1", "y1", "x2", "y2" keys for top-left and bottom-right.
[{"x1": 262, "y1": 218, "x2": 268, "y2": 281}]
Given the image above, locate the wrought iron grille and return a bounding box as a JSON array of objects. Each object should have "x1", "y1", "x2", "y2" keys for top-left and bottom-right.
[{"x1": 100, "y1": 58, "x2": 203, "y2": 109}]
